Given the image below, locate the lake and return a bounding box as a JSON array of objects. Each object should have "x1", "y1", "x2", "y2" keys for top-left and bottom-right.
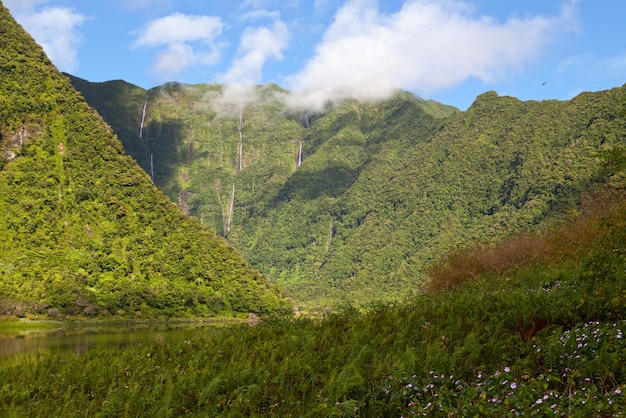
[{"x1": 0, "y1": 320, "x2": 234, "y2": 360}]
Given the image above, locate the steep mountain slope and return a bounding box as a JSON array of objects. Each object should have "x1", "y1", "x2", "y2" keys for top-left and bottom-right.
[
  {"x1": 0, "y1": 3, "x2": 291, "y2": 317},
  {"x1": 67, "y1": 78, "x2": 458, "y2": 307},
  {"x1": 71, "y1": 71, "x2": 626, "y2": 310},
  {"x1": 73, "y1": 71, "x2": 626, "y2": 307}
]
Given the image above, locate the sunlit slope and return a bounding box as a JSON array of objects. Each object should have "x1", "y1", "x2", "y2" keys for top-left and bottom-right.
[
  {"x1": 69, "y1": 64, "x2": 626, "y2": 310},
  {"x1": 0, "y1": 4, "x2": 291, "y2": 318}
]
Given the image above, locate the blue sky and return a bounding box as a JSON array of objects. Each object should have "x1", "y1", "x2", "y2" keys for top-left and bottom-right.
[{"x1": 4, "y1": 0, "x2": 626, "y2": 110}]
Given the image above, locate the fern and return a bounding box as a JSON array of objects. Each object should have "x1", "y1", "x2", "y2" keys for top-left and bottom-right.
[
  {"x1": 543, "y1": 333, "x2": 562, "y2": 372},
  {"x1": 327, "y1": 363, "x2": 365, "y2": 411},
  {"x1": 198, "y1": 376, "x2": 223, "y2": 408}
]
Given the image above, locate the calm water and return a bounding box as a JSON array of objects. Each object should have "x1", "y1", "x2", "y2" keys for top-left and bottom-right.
[{"x1": 0, "y1": 322, "x2": 224, "y2": 360}]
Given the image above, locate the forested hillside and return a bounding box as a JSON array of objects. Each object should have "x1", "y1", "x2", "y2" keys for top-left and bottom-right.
[
  {"x1": 0, "y1": 3, "x2": 291, "y2": 318},
  {"x1": 71, "y1": 69, "x2": 626, "y2": 310}
]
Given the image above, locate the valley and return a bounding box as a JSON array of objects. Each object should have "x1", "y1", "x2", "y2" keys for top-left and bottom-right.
[
  {"x1": 68, "y1": 73, "x2": 626, "y2": 311},
  {"x1": 3, "y1": 2, "x2": 626, "y2": 415}
]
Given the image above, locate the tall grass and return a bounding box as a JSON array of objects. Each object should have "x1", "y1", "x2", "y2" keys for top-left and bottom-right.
[
  {"x1": 426, "y1": 183, "x2": 626, "y2": 292},
  {"x1": 3, "y1": 183, "x2": 626, "y2": 416},
  {"x1": 3, "y1": 237, "x2": 626, "y2": 417}
]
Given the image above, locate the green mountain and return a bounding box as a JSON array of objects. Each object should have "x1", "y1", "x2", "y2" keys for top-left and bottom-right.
[
  {"x1": 69, "y1": 70, "x2": 626, "y2": 310},
  {"x1": 67, "y1": 71, "x2": 626, "y2": 310},
  {"x1": 0, "y1": 3, "x2": 291, "y2": 318}
]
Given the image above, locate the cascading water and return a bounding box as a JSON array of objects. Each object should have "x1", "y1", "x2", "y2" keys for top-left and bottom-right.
[
  {"x1": 237, "y1": 102, "x2": 244, "y2": 172},
  {"x1": 226, "y1": 183, "x2": 235, "y2": 235},
  {"x1": 139, "y1": 100, "x2": 147, "y2": 138}
]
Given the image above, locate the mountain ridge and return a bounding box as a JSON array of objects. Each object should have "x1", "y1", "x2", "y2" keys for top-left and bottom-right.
[
  {"x1": 67, "y1": 72, "x2": 626, "y2": 310},
  {"x1": 0, "y1": 3, "x2": 291, "y2": 318}
]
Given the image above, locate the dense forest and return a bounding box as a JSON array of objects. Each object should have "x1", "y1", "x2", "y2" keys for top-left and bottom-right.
[
  {"x1": 0, "y1": 3, "x2": 291, "y2": 318},
  {"x1": 4, "y1": 168, "x2": 626, "y2": 415},
  {"x1": 68, "y1": 72, "x2": 626, "y2": 311},
  {"x1": 4, "y1": 2, "x2": 626, "y2": 416}
]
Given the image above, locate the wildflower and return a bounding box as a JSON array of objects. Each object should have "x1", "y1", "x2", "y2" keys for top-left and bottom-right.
[
  {"x1": 536, "y1": 399, "x2": 543, "y2": 404},
  {"x1": 615, "y1": 389, "x2": 622, "y2": 395},
  {"x1": 504, "y1": 367, "x2": 510, "y2": 373},
  {"x1": 551, "y1": 404, "x2": 557, "y2": 409},
  {"x1": 510, "y1": 382, "x2": 517, "y2": 390}
]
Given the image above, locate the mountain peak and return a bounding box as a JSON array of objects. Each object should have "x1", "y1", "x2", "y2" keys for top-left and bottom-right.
[{"x1": 0, "y1": 4, "x2": 291, "y2": 318}]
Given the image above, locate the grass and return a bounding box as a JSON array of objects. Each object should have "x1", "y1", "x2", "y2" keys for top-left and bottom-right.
[
  {"x1": 426, "y1": 183, "x2": 626, "y2": 292},
  {"x1": 2, "y1": 247, "x2": 626, "y2": 416},
  {"x1": 2, "y1": 184, "x2": 626, "y2": 416},
  {"x1": 0, "y1": 318, "x2": 63, "y2": 335}
]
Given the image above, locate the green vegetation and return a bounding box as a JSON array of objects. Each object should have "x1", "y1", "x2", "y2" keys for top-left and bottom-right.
[
  {"x1": 2, "y1": 173, "x2": 626, "y2": 415},
  {"x1": 71, "y1": 67, "x2": 626, "y2": 310},
  {"x1": 3, "y1": 3, "x2": 626, "y2": 416},
  {"x1": 0, "y1": 3, "x2": 291, "y2": 318},
  {"x1": 0, "y1": 319, "x2": 61, "y2": 334}
]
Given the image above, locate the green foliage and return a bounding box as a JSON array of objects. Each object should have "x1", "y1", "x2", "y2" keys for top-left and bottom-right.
[
  {"x1": 3, "y1": 211, "x2": 626, "y2": 416},
  {"x1": 70, "y1": 53, "x2": 626, "y2": 311},
  {"x1": 0, "y1": 4, "x2": 291, "y2": 318},
  {"x1": 5, "y1": 2, "x2": 626, "y2": 413}
]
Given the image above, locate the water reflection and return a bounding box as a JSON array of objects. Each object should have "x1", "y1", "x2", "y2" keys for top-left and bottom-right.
[{"x1": 0, "y1": 323, "x2": 222, "y2": 360}]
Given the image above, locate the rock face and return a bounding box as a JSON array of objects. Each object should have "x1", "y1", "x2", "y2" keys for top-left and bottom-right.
[
  {"x1": 0, "y1": 3, "x2": 292, "y2": 318},
  {"x1": 1, "y1": 123, "x2": 41, "y2": 163}
]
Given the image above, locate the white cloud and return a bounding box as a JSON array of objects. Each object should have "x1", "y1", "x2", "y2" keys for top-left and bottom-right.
[
  {"x1": 5, "y1": 1, "x2": 86, "y2": 72},
  {"x1": 132, "y1": 13, "x2": 223, "y2": 48},
  {"x1": 240, "y1": 9, "x2": 282, "y2": 22},
  {"x1": 286, "y1": 0, "x2": 580, "y2": 111},
  {"x1": 131, "y1": 13, "x2": 224, "y2": 78},
  {"x1": 219, "y1": 19, "x2": 290, "y2": 87}
]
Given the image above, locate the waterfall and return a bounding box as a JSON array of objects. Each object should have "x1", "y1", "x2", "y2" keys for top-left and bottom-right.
[
  {"x1": 238, "y1": 101, "x2": 244, "y2": 131},
  {"x1": 238, "y1": 134, "x2": 243, "y2": 172},
  {"x1": 226, "y1": 183, "x2": 235, "y2": 235},
  {"x1": 150, "y1": 153, "x2": 154, "y2": 182},
  {"x1": 237, "y1": 102, "x2": 244, "y2": 172},
  {"x1": 304, "y1": 114, "x2": 309, "y2": 128},
  {"x1": 297, "y1": 140, "x2": 303, "y2": 168},
  {"x1": 139, "y1": 100, "x2": 147, "y2": 138}
]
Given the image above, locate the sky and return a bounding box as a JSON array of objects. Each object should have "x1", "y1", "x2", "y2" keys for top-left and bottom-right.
[{"x1": 4, "y1": 0, "x2": 626, "y2": 111}]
